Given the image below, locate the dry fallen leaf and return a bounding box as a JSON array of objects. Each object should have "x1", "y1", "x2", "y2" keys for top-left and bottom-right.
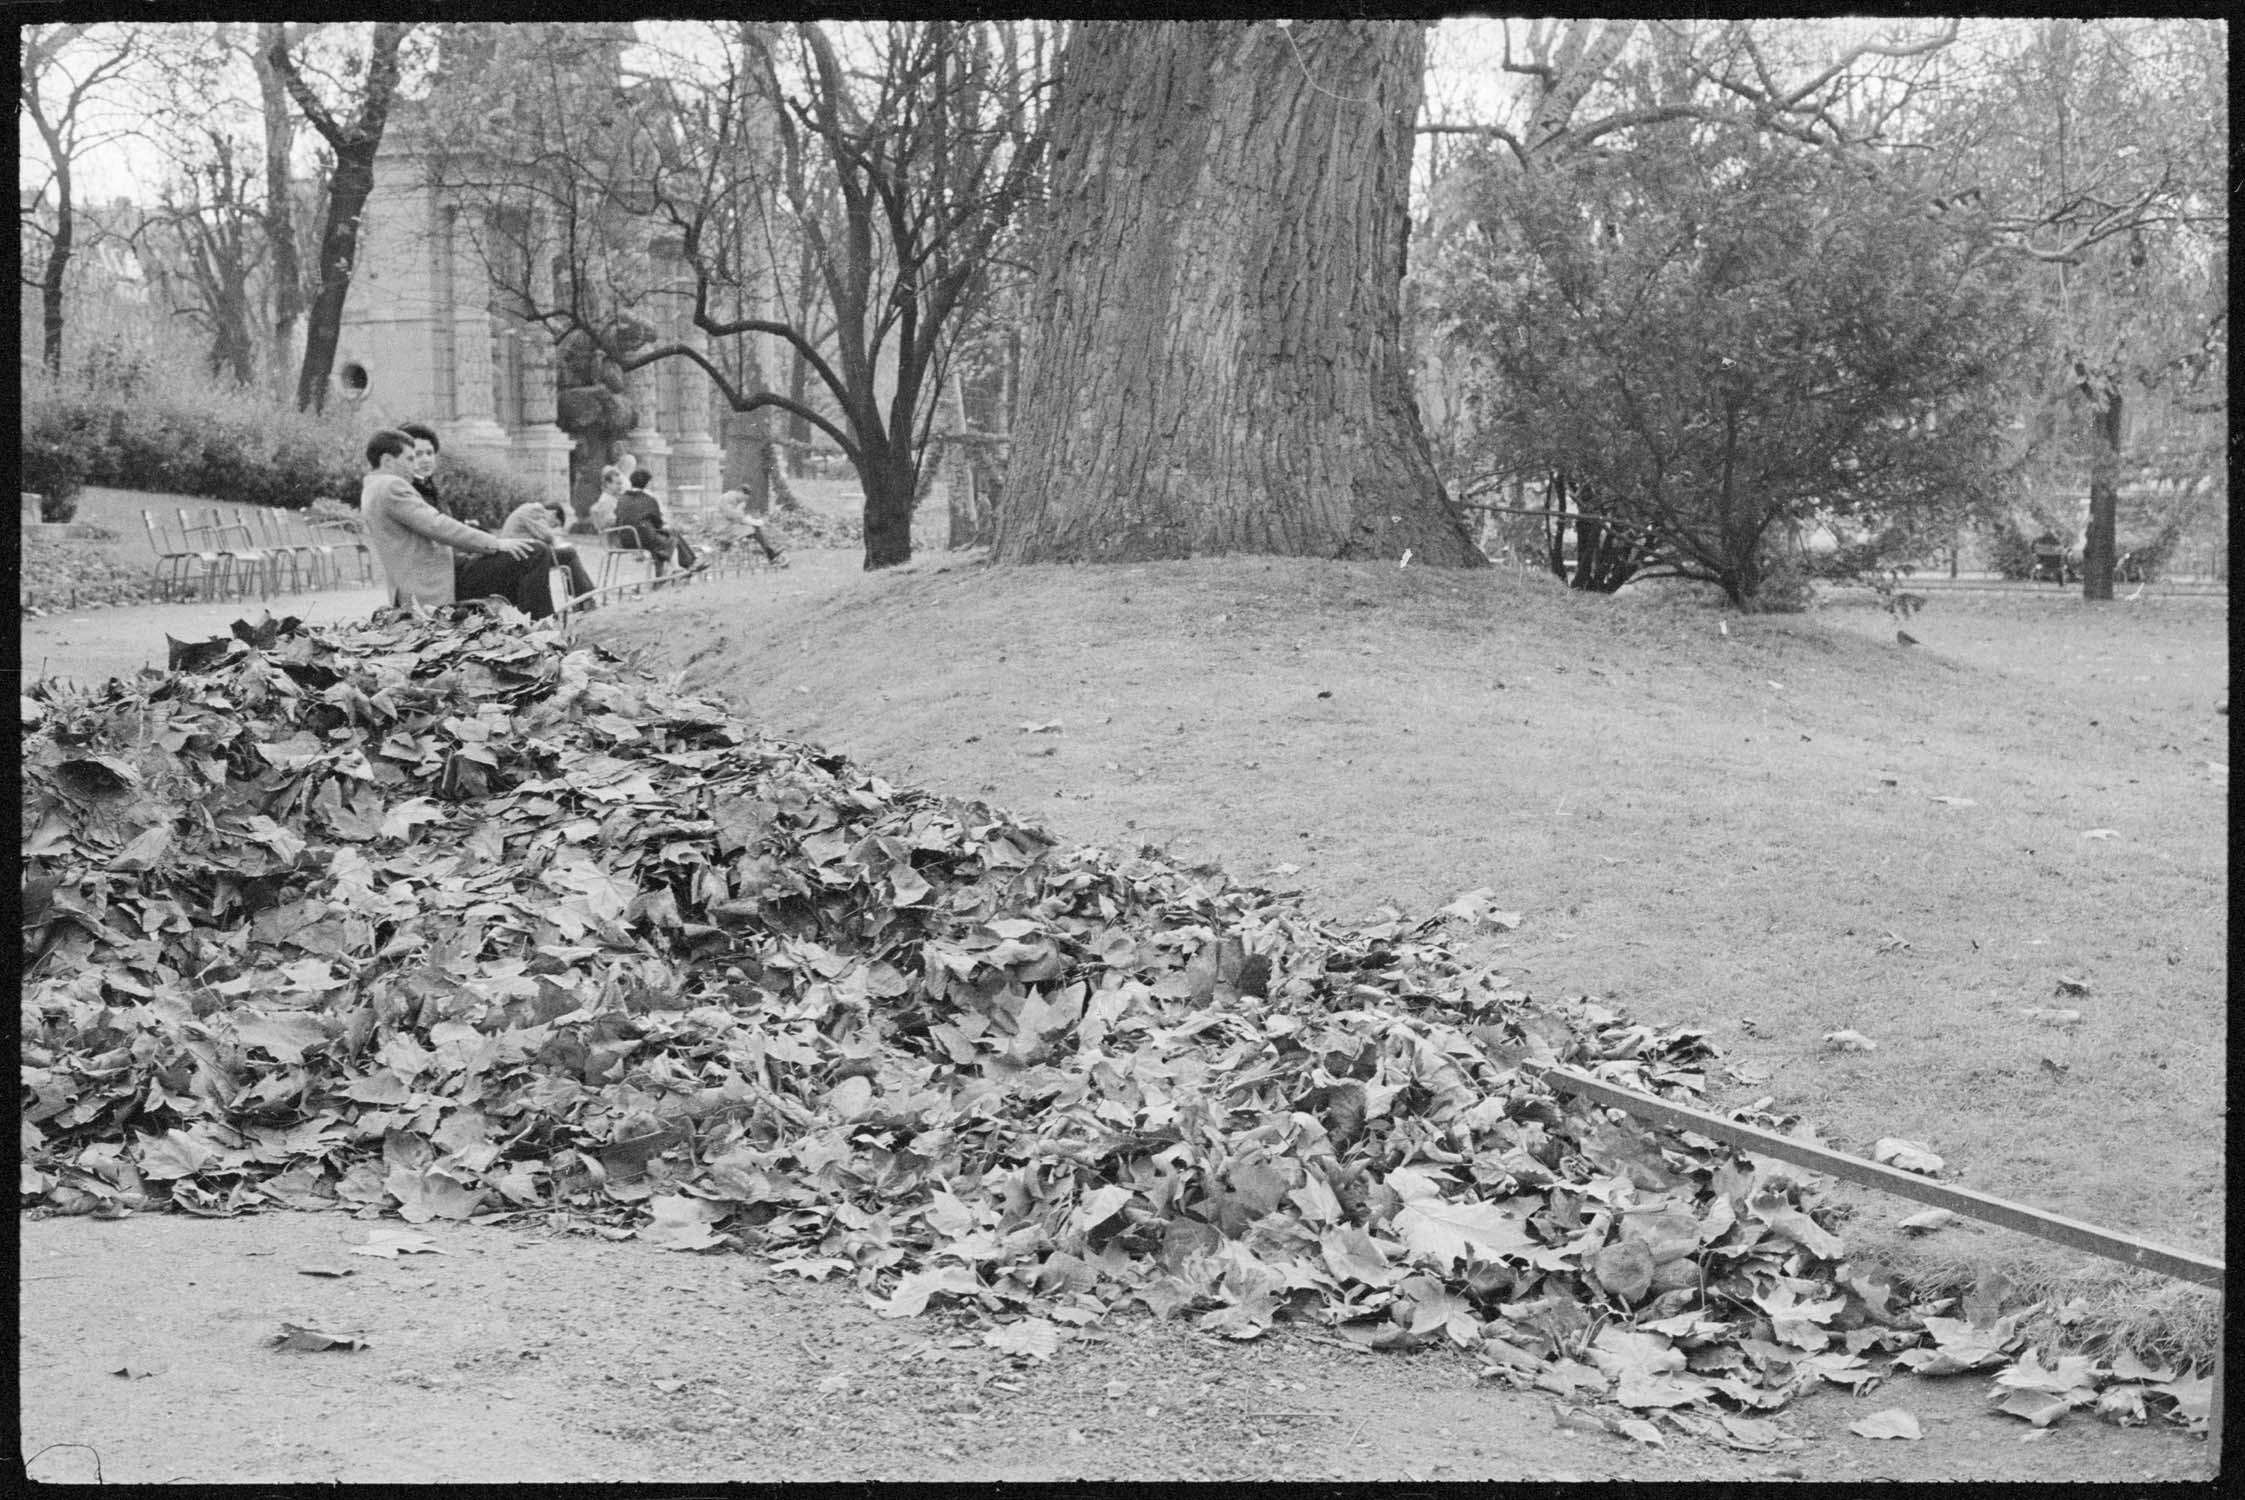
[
  {"x1": 1848, "y1": 1408, "x2": 1922, "y2": 1441},
  {"x1": 349, "y1": 1229, "x2": 447, "y2": 1259},
  {"x1": 1870, "y1": 1139, "x2": 1944, "y2": 1176},
  {"x1": 271, "y1": 1323, "x2": 369, "y2": 1353},
  {"x1": 2017, "y1": 1008, "x2": 2083, "y2": 1028}
]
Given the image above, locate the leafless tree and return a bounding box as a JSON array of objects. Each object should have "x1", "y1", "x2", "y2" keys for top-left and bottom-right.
[
  {"x1": 19, "y1": 23, "x2": 148, "y2": 375},
  {"x1": 263, "y1": 21, "x2": 417, "y2": 413},
  {"x1": 428, "y1": 20, "x2": 1049, "y2": 568}
]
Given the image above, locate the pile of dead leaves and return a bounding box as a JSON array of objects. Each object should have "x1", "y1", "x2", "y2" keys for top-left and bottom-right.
[{"x1": 17, "y1": 608, "x2": 2209, "y2": 1443}]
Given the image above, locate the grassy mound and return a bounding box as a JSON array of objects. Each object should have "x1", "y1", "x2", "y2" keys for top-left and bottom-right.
[{"x1": 18, "y1": 607, "x2": 2212, "y2": 1441}]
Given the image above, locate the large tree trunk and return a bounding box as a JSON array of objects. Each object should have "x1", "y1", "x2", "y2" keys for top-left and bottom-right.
[
  {"x1": 270, "y1": 21, "x2": 407, "y2": 414},
  {"x1": 786, "y1": 347, "x2": 814, "y2": 477},
  {"x1": 2080, "y1": 388, "x2": 2121, "y2": 602},
  {"x1": 296, "y1": 146, "x2": 376, "y2": 414},
  {"x1": 254, "y1": 23, "x2": 305, "y2": 404},
  {"x1": 859, "y1": 438, "x2": 916, "y2": 569},
  {"x1": 40, "y1": 165, "x2": 72, "y2": 376},
  {"x1": 997, "y1": 21, "x2": 1482, "y2": 567}
]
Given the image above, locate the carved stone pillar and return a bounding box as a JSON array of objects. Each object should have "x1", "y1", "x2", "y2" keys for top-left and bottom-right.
[
  {"x1": 667, "y1": 331, "x2": 724, "y2": 508},
  {"x1": 510, "y1": 328, "x2": 574, "y2": 507},
  {"x1": 621, "y1": 359, "x2": 672, "y2": 494},
  {"x1": 444, "y1": 204, "x2": 510, "y2": 468}
]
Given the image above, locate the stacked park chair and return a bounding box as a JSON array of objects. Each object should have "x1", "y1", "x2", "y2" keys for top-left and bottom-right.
[
  {"x1": 253, "y1": 506, "x2": 335, "y2": 591},
  {"x1": 141, "y1": 509, "x2": 233, "y2": 600},
  {"x1": 178, "y1": 507, "x2": 274, "y2": 599},
  {"x1": 301, "y1": 511, "x2": 377, "y2": 585}
]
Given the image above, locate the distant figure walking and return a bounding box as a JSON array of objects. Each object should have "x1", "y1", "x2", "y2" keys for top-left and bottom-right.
[{"x1": 612, "y1": 468, "x2": 700, "y2": 576}]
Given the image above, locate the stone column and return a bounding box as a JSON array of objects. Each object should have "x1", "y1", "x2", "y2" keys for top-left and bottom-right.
[
  {"x1": 444, "y1": 204, "x2": 511, "y2": 468},
  {"x1": 504, "y1": 208, "x2": 575, "y2": 505},
  {"x1": 667, "y1": 327, "x2": 725, "y2": 509},
  {"x1": 621, "y1": 357, "x2": 672, "y2": 494},
  {"x1": 510, "y1": 322, "x2": 574, "y2": 506}
]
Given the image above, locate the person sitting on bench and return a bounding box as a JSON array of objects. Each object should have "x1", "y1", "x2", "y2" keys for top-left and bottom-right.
[
  {"x1": 612, "y1": 468, "x2": 700, "y2": 576},
  {"x1": 360, "y1": 428, "x2": 558, "y2": 618},
  {"x1": 718, "y1": 487, "x2": 789, "y2": 567},
  {"x1": 502, "y1": 497, "x2": 599, "y2": 608}
]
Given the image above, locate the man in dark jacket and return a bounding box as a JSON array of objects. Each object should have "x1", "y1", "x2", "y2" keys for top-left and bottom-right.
[{"x1": 612, "y1": 468, "x2": 700, "y2": 576}]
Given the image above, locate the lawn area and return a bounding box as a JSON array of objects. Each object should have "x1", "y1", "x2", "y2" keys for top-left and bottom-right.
[{"x1": 588, "y1": 549, "x2": 2227, "y2": 1345}]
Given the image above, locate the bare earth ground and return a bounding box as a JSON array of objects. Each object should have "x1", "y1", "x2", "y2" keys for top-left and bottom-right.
[
  {"x1": 17, "y1": 1214, "x2": 2211, "y2": 1485},
  {"x1": 15, "y1": 496, "x2": 2226, "y2": 1483}
]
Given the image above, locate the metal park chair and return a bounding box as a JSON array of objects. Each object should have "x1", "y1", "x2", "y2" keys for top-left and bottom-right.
[
  {"x1": 178, "y1": 507, "x2": 275, "y2": 599},
  {"x1": 140, "y1": 508, "x2": 231, "y2": 600},
  {"x1": 302, "y1": 513, "x2": 377, "y2": 585},
  {"x1": 255, "y1": 506, "x2": 339, "y2": 591},
  {"x1": 598, "y1": 525, "x2": 667, "y2": 591}
]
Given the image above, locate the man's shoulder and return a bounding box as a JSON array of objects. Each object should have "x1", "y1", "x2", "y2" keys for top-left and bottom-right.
[{"x1": 361, "y1": 472, "x2": 416, "y2": 505}]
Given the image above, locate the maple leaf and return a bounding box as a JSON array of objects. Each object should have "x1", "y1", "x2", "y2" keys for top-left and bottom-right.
[{"x1": 1392, "y1": 1192, "x2": 1534, "y2": 1269}]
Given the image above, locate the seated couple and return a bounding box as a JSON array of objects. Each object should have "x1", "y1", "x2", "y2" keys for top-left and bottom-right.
[{"x1": 361, "y1": 425, "x2": 595, "y2": 619}]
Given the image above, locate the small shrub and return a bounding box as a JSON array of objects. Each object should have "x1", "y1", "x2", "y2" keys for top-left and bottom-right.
[
  {"x1": 1748, "y1": 548, "x2": 1817, "y2": 613},
  {"x1": 20, "y1": 405, "x2": 89, "y2": 522},
  {"x1": 1984, "y1": 522, "x2": 2039, "y2": 581},
  {"x1": 430, "y1": 451, "x2": 547, "y2": 532}
]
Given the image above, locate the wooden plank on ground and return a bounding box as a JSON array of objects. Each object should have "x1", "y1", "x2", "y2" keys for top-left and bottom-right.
[{"x1": 1536, "y1": 1065, "x2": 2224, "y2": 1290}]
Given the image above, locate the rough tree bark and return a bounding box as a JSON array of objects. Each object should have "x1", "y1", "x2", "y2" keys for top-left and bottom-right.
[
  {"x1": 266, "y1": 22, "x2": 410, "y2": 414},
  {"x1": 997, "y1": 20, "x2": 1482, "y2": 567},
  {"x1": 35, "y1": 160, "x2": 74, "y2": 379},
  {"x1": 253, "y1": 23, "x2": 306, "y2": 404},
  {"x1": 2081, "y1": 388, "x2": 2122, "y2": 602}
]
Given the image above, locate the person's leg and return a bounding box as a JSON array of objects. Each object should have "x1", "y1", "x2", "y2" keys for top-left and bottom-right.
[
  {"x1": 455, "y1": 546, "x2": 557, "y2": 618},
  {"x1": 453, "y1": 552, "x2": 511, "y2": 603},
  {"x1": 554, "y1": 543, "x2": 597, "y2": 598},
  {"x1": 675, "y1": 533, "x2": 699, "y2": 570},
  {"x1": 509, "y1": 543, "x2": 558, "y2": 617}
]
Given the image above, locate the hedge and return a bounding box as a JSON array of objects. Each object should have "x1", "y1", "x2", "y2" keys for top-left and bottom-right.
[{"x1": 20, "y1": 357, "x2": 546, "y2": 533}]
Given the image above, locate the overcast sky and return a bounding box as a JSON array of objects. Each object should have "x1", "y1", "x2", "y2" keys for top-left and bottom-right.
[{"x1": 23, "y1": 18, "x2": 2018, "y2": 208}]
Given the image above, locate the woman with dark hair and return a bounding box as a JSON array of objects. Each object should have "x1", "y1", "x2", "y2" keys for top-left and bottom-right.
[{"x1": 361, "y1": 426, "x2": 559, "y2": 618}]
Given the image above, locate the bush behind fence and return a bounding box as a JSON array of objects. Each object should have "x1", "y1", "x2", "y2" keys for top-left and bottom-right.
[{"x1": 21, "y1": 345, "x2": 546, "y2": 532}]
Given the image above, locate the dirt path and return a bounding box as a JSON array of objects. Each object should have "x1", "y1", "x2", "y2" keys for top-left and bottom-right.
[{"x1": 17, "y1": 1212, "x2": 2212, "y2": 1484}]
